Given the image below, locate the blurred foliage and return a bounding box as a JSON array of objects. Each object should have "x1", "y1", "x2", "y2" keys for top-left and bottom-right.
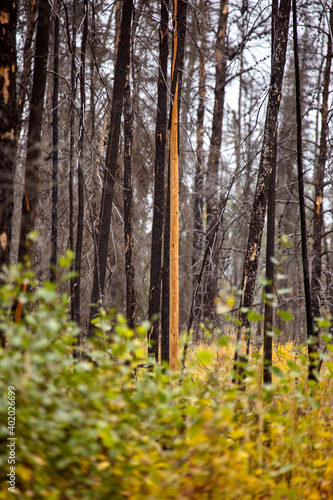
[{"x1": 0, "y1": 264, "x2": 332, "y2": 499}]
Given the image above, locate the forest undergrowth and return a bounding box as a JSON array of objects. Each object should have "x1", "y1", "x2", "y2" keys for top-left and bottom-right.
[{"x1": 0, "y1": 263, "x2": 332, "y2": 499}]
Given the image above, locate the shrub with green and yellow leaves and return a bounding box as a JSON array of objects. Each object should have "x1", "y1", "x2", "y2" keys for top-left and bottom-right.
[{"x1": 0, "y1": 265, "x2": 332, "y2": 499}]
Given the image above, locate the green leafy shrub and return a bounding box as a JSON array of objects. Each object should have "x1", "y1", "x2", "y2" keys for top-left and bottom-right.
[{"x1": 0, "y1": 265, "x2": 332, "y2": 499}]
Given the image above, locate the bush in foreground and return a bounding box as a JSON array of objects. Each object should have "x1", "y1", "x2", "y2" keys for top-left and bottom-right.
[{"x1": 0, "y1": 267, "x2": 332, "y2": 499}]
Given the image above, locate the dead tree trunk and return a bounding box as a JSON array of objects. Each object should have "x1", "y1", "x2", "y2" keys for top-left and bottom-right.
[
  {"x1": 311, "y1": 0, "x2": 333, "y2": 323},
  {"x1": 233, "y1": 0, "x2": 291, "y2": 382},
  {"x1": 18, "y1": 0, "x2": 51, "y2": 263},
  {"x1": 161, "y1": 162, "x2": 170, "y2": 363},
  {"x1": 168, "y1": 0, "x2": 187, "y2": 369},
  {"x1": 17, "y1": 0, "x2": 38, "y2": 141},
  {"x1": 192, "y1": 0, "x2": 207, "y2": 339},
  {"x1": 292, "y1": 0, "x2": 316, "y2": 381},
  {"x1": 50, "y1": 6, "x2": 59, "y2": 281},
  {"x1": 89, "y1": 0, "x2": 134, "y2": 332},
  {"x1": 263, "y1": 0, "x2": 278, "y2": 385},
  {"x1": 123, "y1": 73, "x2": 136, "y2": 330},
  {"x1": 148, "y1": 0, "x2": 169, "y2": 361},
  {"x1": 67, "y1": 0, "x2": 76, "y2": 321},
  {"x1": 203, "y1": 0, "x2": 228, "y2": 324},
  {"x1": 0, "y1": 0, "x2": 17, "y2": 272},
  {"x1": 73, "y1": 0, "x2": 88, "y2": 327}
]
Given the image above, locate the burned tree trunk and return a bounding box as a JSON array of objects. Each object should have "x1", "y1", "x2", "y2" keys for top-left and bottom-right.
[
  {"x1": 263, "y1": 0, "x2": 278, "y2": 385},
  {"x1": 203, "y1": 0, "x2": 228, "y2": 324},
  {"x1": 67, "y1": 0, "x2": 76, "y2": 320},
  {"x1": 292, "y1": 0, "x2": 316, "y2": 380},
  {"x1": 18, "y1": 0, "x2": 51, "y2": 262},
  {"x1": 192, "y1": 0, "x2": 207, "y2": 339},
  {"x1": 0, "y1": 0, "x2": 17, "y2": 271},
  {"x1": 148, "y1": 0, "x2": 169, "y2": 361},
  {"x1": 73, "y1": 0, "x2": 88, "y2": 327},
  {"x1": 17, "y1": 0, "x2": 38, "y2": 140},
  {"x1": 50, "y1": 7, "x2": 59, "y2": 281},
  {"x1": 89, "y1": 0, "x2": 134, "y2": 331},
  {"x1": 123, "y1": 74, "x2": 135, "y2": 330},
  {"x1": 311, "y1": 0, "x2": 333, "y2": 323},
  {"x1": 234, "y1": 0, "x2": 291, "y2": 381}
]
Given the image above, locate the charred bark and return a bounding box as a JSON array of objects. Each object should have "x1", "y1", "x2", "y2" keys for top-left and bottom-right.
[
  {"x1": 18, "y1": 0, "x2": 51, "y2": 262},
  {"x1": 89, "y1": 0, "x2": 134, "y2": 332},
  {"x1": 311, "y1": 0, "x2": 333, "y2": 323},
  {"x1": 0, "y1": 0, "x2": 17, "y2": 271},
  {"x1": 148, "y1": 0, "x2": 169, "y2": 361},
  {"x1": 123, "y1": 75, "x2": 136, "y2": 330},
  {"x1": 17, "y1": 0, "x2": 38, "y2": 140},
  {"x1": 73, "y1": 0, "x2": 88, "y2": 328},
  {"x1": 192, "y1": 0, "x2": 207, "y2": 339},
  {"x1": 234, "y1": 0, "x2": 291, "y2": 382},
  {"x1": 68, "y1": 0, "x2": 76, "y2": 321},
  {"x1": 203, "y1": 0, "x2": 228, "y2": 324},
  {"x1": 161, "y1": 162, "x2": 170, "y2": 363},
  {"x1": 263, "y1": 0, "x2": 278, "y2": 385},
  {"x1": 50, "y1": 7, "x2": 59, "y2": 282}
]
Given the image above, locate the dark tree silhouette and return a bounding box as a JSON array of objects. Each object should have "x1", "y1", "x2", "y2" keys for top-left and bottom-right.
[
  {"x1": 148, "y1": 0, "x2": 169, "y2": 361},
  {"x1": 89, "y1": 0, "x2": 134, "y2": 332}
]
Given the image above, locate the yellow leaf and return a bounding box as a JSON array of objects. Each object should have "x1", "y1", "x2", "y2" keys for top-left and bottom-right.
[
  {"x1": 97, "y1": 461, "x2": 110, "y2": 471},
  {"x1": 312, "y1": 459, "x2": 327, "y2": 468}
]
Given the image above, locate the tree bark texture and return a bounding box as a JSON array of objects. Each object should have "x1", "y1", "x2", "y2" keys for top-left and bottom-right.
[
  {"x1": 203, "y1": 0, "x2": 228, "y2": 323},
  {"x1": 263, "y1": 0, "x2": 278, "y2": 385},
  {"x1": 148, "y1": 0, "x2": 169, "y2": 361},
  {"x1": 293, "y1": 0, "x2": 319, "y2": 380},
  {"x1": 192, "y1": 0, "x2": 207, "y2": 339},
  {"x1": 161, "y1": 162, "x2": 170, "y2": 363},
  {"x1": 169, "y1": 0, "x2": 187, "y2": 370},
  {"x1": 18, "y1": 0, "x2": 51, "y2": 262},
  {"x1": 234, "y1": 0, "x2": 291, "y2": 380},
  {"x1": 68, "y1": 0, "x2": 76, "y2": 321},
  {"x1": 123, "y1": 76, "x2": 136, "y2": 330},
  {"x1": 89, "y1": 0, "x2": 134, "y2": 331},
  {"x1": 50, "y1": 8, "x2": 59, "y2": 282},
  {"x1": 311, "y1": 0, "x2": 333, "y2": 322},
  {"x1": 74, "y1": 0, "x2": 88, "y2": 327},
  {"x1": 0, "y1": 0, "x2": 17, "y2": 270},
  {"x1": 17, "y1": 0, "x2": 38, "y2": 141}
]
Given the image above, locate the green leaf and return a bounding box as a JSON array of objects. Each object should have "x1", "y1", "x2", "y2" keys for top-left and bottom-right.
[
  {"x1": 258, "y1": 276, "x2": 270, "y2": 286},
  {"x1": 316, "y1": 318, "x2": 331, "y2": 328},
  {"x1": 218, "y1": 335, "x2": 229, "y2": 347},
  {"x1": 37, "y1": 283, "x2": 58, "y2": 303},
  {"x1": 271, "y1": 366, "x2": 284, "y2": 378},
  {"x1": 277, "y1": 310, "x2": 293, "y2": 321},
  {"x1": 197, "y1": 350, "x2": 213, "y2": 364},
  {"x1": 247, "y1": 310, "x2": 262, "y2": 322},
  {"x1": 59, "y1": 250, "x2": 75, "y2": 268},
  {"x1": 28, "y1": 230, "x2": 39, "y2": 242}
]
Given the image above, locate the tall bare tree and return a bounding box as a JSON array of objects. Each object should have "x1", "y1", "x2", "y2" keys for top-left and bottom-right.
[
  {"x1": 263, "y1": 0, "x2": 278, "y2": 385},
  {"x1": 192, "y1": 0, "x2": 207, "y2": 339},
  {"x1": 311, "y1": 0, "x2": 333, "y2": 323},
  {"x1": 89, "y1": 0, "x2": 134, "y2": 332},
  {"x1": 18, "y1": 0, "x2": 51, "y2": 263},
  {"x1": 123, "y1": 69, "x2": 135, "y2": 329},
  {"x1": 234, "y1": 0, "x2": 291, "y2": 382},
  {"x1": 292, "y1": 0, "x2": 316, "y2": 380},
  {"x1": 50, "y1": 5, "x2": 59, "y2": 281},
  {"x1": 73, "y1": 0, "x2": 88, "y2": 326},
  {"x1": 148, "y1": 0, "x2": 169, "y2": 361},
  {"x1": 0, "y1": 0, "x2": 17, "y2": 271},
  {"x1": 168, "y1": 0, "x2": 187, "y2": 369},
  {"x1": 203, "y1": 0, "x2": 228, "y2": 324}
]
